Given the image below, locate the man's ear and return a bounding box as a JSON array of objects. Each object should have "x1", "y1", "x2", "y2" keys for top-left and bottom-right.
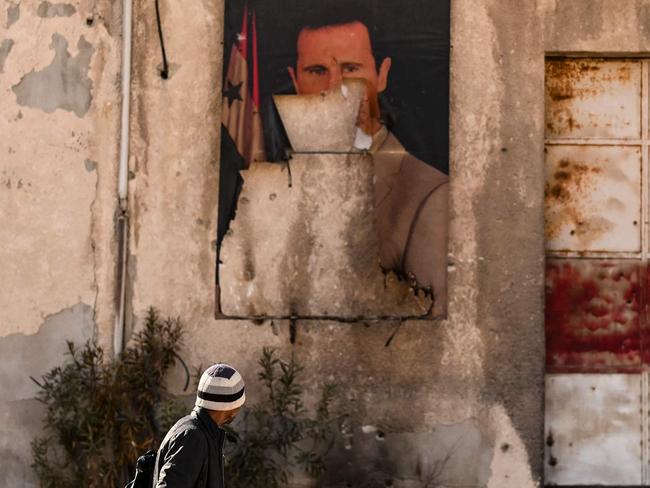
[
  {"x1": 377, "y1": 57, "x2": 392, "y2": 93},
  {"x1": 287, "y1": 66, "x2": 299, "y2": 93}
]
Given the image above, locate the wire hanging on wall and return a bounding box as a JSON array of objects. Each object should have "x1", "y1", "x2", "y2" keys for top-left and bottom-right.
[{"x1": 155, "y1": 0, "x2": 169, "y2": 79}]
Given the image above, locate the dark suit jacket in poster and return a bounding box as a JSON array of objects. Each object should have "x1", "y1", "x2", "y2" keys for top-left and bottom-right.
[{"x1": 371, "y1": 128, "x2": 449, "y2": 313}]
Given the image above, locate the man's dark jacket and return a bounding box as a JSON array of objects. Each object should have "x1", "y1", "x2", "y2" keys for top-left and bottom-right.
[{"x1": 153, "y1": 407, "x2": 226, "y2": 488}]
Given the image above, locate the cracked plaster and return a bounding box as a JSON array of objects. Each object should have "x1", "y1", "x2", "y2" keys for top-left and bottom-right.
[{"x1": 322, "y1": 419, "x2": 493, "y2": 487}]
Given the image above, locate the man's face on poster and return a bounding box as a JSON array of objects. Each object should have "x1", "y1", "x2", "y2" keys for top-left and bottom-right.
[{"x1": 288, "y1": 21, "x2": 392, "y2": 135}]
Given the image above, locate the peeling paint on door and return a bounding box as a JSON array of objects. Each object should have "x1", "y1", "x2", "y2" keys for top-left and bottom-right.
[{"x1": 545, "y1": 259, "x2": 642, "y2": 373}]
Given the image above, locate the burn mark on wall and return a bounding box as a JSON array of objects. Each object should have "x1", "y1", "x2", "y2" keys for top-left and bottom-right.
[
  {"x1": 12, "y1": 34, "x2": 94, "y2": 117},
  {"x1": 323, "y1": 421, "x2": 493, "y2": 487},
  {"x1": 277, "y1": 183, "x2": 315, "y2": 316},
  {"x1": 36, "y1": 1, "x2": 76, "y2": 18}
]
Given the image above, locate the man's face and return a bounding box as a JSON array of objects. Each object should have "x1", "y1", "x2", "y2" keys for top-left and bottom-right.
[
  {"x1": 288, "y1": 21, "x2": 391, "y2": 134},
  {"x1": 210, "y1": 407, "x2": 241, "y2": 426}
]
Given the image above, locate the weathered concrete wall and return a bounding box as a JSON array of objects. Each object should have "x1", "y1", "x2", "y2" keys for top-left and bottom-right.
[
  {"x1": 6, "y1": 0, "x2": 650, "y2": 486},
  {"x1": 0, "y1": 0, "x2": 122, "y2": 484},
  {"x1": 126, "y1": 0, "x2": 545, "y2": 486}
]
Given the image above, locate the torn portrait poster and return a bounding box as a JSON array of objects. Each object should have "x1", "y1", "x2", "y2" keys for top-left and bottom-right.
[{"x1": 216, "y1": 0, "x2": 450, "y2": 319}]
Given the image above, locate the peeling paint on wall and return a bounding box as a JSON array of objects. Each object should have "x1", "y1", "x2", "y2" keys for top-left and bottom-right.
[
  {"x1": 12, "y1": 33, "x2": 94, "y2": 117},
  {"x1": 0, "y1": 303, "x2": 95, "y2": 402},
  {"x1": 0, "y1": 38, "x2": 14, "y2": 73},
  {"x1": 0, "y1": 0, "x2": 121, "y2": 480},
  {"x1": 84, "y1": 158, "x2": 97, "y2": 172},
  {"x1": 6, "y1": 2, "x2": 19, "y2": 28},
  {"x1": 36, "y1": 1, "x2": 76, "y2": 18},
  {"x1": 545, "y1": 259, "x2": 642, "y2": 373}
]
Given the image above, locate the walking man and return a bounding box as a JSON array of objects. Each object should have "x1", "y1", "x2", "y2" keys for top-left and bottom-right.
[{"x1": 153, "y1": 364, "x2": 245, "y2": 487}]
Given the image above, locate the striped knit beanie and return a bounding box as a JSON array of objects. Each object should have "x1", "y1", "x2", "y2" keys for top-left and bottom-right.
[{"x1": 196, "y1": 363, "x2": 246, "y2": 411}]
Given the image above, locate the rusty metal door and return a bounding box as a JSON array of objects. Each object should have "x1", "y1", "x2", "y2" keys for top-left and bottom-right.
[{"x1": 545, "y1": 58, "x2": 648, "y2": 485}]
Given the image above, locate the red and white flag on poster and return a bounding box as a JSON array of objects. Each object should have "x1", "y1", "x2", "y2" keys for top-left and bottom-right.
[{"x1": 221, "y1": 5, "x2": 266, "y2": 166}]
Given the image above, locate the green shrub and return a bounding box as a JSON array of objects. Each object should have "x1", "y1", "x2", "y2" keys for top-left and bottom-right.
[
  {"x1": 31, "y1": 310, "x2": 337, "y2": 488},
  {"x1": 31, "y1": 308, "x2": 187, "y2": 488},
  {"x1": 224, "y1": 347, "x2": 337, "y2": 488}
]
